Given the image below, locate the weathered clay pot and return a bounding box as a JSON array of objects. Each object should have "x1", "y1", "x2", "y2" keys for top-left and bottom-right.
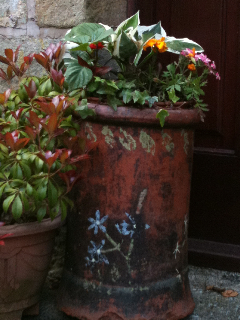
[
  {"x1": 0, "y1": 215, "x2": 62, "y2": 320},
  {"x1": 58, "y1": 104, "x2": 201, "y2": 320}
]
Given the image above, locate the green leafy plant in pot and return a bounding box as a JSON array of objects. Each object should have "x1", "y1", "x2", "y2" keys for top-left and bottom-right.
[
  {"x1": 57, "y1": 12, "x2": 221, "y2": 320},
  {"x1": 0, "y1": 43, "x2": 95, "y2": 320}
]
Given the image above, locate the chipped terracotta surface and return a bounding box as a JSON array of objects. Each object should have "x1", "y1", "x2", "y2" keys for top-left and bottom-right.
[{"x1": 58, "y1": 105, "x2": 200, "y2": 319}]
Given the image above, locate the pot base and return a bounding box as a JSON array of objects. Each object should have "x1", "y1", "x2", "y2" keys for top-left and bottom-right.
[
  {"x1": 58, "y1": 268, "x2": 195, "y2": 320},
  {"x1": 0, "y1": 301, "x2": 39, "y2": 320}
]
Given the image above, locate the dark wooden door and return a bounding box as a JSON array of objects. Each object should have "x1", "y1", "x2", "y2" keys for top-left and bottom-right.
[{"x1": 129, "y1": 0, "x2": 240, "y2": 270}]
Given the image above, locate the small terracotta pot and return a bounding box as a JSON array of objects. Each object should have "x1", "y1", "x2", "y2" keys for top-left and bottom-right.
[
  {"x1": 58, "y1": 104, "x2": 201, "y2": 320},
  {"x1": 0, "y1": 215, "x2": 62, "y2": 320}
]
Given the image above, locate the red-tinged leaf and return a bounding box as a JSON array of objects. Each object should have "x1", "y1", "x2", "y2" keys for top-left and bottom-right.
[
  {"x1": 36, "y1": 152, "x2": 47, "y2": 163},
  {"x1": 44, "y1": 150, "x2": 61, "y2": 168},
  {"x1": 4, "y1": 89, "x2": 11, "y2": 102},
  {"x1": 24, "y1": 79, "x2": 37, "y2": 99},
  {"x1": 51, "y1": 69, "x2": 65, "y2": 87},
  {"x1": 58, "y1": 170, "x2": 84, "y2": 191},
  {"x1": 25, "y1": 126, "x2": 36, "y2": 140},
  {"x1": 5, "y1": 49, "x2": 14, "y2": 62},
  {"x1": 5, "y1": 132, "x2": 15, "y2": 149},
  {"x1": 53, "y1": 43, "x2": 62, "y2": 60},
  {"x1": 0, "y1": 55, "x2": 10, "y2": 65},
  {"x1": 27, "y1": 110, "x2": 41, "y2": 129},
  {"x1": 14, "y1": 45, "x2": 21, "y2": 62},
  {"x1": 63, "y1": 136, "x2": 78, "y2": 149},
  {"x1": 11, "y1": 108, "x2": 24, "y2": 120},
  {"x1": 47, "y1": 113, "x2": 58, "y2": 134},
  {"x1": 34, "y1": 54, "x2": 50, "y2": 71},
  {"x1": 37, "y1": 101, "x2": 56, "y2": 115},
  {"x1": 77, "y1": 56, "x2": 91, "y2": 69},
  {"x1": 0, "y1": 94, "x2": 5, "y2": 104},
  {"x1": 68, "y1": 154, "x2": 90, "y2": 164},
  {"x1": 93, "y1": 66, "x2": 112, "y2": 76},
  {"x1": 10, "y1": 64, "x2": 21, "y2": 77},
  {"x1": 52, "y1": 128, "x2": 65, "y2": 138},
  {"x1": 15, "y1": 138, "x2": 30, "y2": 151},
  {"x1": 7, "y1": 66, "x2": 13, "y2": 79},
  {"x1": 20, "y1": 62, "x2": 28, "y2": 74},
  {"x1": 0, "y1": 68, "x2": 8, "y2": 81},
  {"x1": 60, "y1": 149, "x2": 72, "y2": 163},
  {"x1": 24, "y1": 53, "x2": 34, "y2": 65}
]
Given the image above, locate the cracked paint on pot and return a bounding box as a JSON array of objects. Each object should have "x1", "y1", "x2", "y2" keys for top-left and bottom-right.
[
  {"x1": 139, "y1": 130, "x2": 155, "y2": 155},
  {"x1": 181, "y1": 129, "x2": 190, "y2": 155}
]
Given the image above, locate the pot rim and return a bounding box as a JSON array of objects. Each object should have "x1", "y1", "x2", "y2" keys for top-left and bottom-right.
[
  {"x1": 83, "y1": 103, "x2": 202, "y2": 127},
  {"x1": 0, "y1": 214, "x2": 63, "y2": 237}
]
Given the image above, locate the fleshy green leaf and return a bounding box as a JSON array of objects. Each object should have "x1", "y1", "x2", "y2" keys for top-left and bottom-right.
[
  {"x1": 168, "y1": 88, "x2": 180, "y2": 103},
  {"x1": 12, "y1": 195, "x2": 23, "y2": 219},
  {"x1": 65, "y1": 61, "x2": 93, "y2": 90},
  {"x1": 146, "y1": 96, "x2": 158, "y2": 107},
  {"x1": 48, "y1": 180, "x2": 58, "y2": 208},
  {"x1": 3, "y1": 194, "x2": 16, "y2": 213},
  {"x1": 38, "y1": 78, "x2": 52, "y2": 96},
  {"x1": 107, "y1": 95, "x2": 122, "y2": 111},
  {"x1": 26, "y1": 183, "x2": 33, "y2": 196},
  {"x1": 37, "y1": 206, "x2": 47, "y2": 222},
  {"x1": 37, "y1": 185, "x2": 47, "y2": 201},
  {"x1": 75, "y1": 99, "x2": 96, "y2": 119},
  {"x1": 132, "y1": 90, "x2": 149, "y2": 105},
  {"x1": 156, "y1": 109, "x2": 169, "y2": 127}
]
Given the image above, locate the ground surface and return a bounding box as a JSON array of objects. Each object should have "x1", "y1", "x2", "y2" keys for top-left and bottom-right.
[{"x1": 22, "y1": 266, "x2": 240, "y2": 320}]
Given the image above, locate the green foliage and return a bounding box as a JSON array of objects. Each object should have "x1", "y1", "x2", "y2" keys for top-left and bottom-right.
[
  {"x1": 0, "y1": 47, "x2": 95, "y2": 224},
  {"x1": 61, "y1": 10, "x2": 219, "y2": 121}
]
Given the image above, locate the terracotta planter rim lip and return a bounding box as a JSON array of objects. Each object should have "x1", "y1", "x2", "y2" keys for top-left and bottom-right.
[
  {"x1": 0, "y1": 214, "x2": 63, "y2": 237},
  {"x1": 84, "y1": 103, "x2": 202, "y2": 127}
]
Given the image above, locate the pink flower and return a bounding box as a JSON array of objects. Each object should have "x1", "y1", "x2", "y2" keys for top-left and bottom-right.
[
  {"x1": 195, "y1": 53, "x2": 211, "y2": 65},
  {"x1": 216, "y1": 72, "x2": 221, "y2": 80},
  {"x1": 211, "y1": 61, "x2": 216, "y2": 70},
  {"x1": 181, "y1": 48, "x2": 195, "y2": 58}
]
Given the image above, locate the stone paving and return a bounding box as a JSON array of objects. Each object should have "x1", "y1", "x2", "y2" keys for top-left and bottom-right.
[{"x1": 22, "y1": 265, "x2": 240, "y2": 320}]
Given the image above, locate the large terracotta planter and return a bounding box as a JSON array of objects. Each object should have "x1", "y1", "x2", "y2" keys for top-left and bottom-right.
[
  {"x1": 0, "y1": 215, "x2": 62, "y2": 320},
  {"x1": 58, "y1": 104, "x2": 201, "y2": 320}
]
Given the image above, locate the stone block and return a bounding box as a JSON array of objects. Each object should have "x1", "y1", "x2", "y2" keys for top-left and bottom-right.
[
  {"x1": 85, "y1": 0, "x2": 128, "y2": 27},
  {"x1": 35, "y1": 0, "x2": 86, "y2": 28},
  {"x1": 0, "y1": 0, "x2": 27, "y2": 28},
  {"x1": 35, "y1": 0, "x2": 127, "y2": 28}
]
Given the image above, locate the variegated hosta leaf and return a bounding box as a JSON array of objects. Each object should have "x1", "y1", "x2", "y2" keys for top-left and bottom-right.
[
  {"x1": 113, "y1": 32, "x2": 138, "y2": 60},
  {"x1": 164, "y1": 37, "x2": 204, "y2": 54},
  {"x1": 64, "y1": 23, "x2": 113, "y2": 45},
  {"x1": 115, "y1": 11, "x2": 140, "y2": 36},
  {"x1": 133, "y1": 22, "x2": 167, "y2": 66}
]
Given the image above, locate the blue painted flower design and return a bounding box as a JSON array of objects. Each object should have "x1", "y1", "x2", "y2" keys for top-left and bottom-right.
[
  {"x1": 116, "y1": 212, "x2": 150, "y2": 237},
  {"x1": 85, "y1": 240, "x2": 109, "y2": 270},
  {"x1": 115, "y1": 213, "x2": 136, "y2": 237},
  {"x1": 88, "y1": 210, "x2": 108, "y2": 234}
]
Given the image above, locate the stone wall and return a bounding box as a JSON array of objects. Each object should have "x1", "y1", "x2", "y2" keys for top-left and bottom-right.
[{"x1": 0, "y1": 0, "x2": 128, "y2": 91}]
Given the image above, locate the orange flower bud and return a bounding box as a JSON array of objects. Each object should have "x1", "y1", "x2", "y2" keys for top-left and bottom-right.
[{"x1": 188, "y1": 64, "x2": 196, "y2": 71}]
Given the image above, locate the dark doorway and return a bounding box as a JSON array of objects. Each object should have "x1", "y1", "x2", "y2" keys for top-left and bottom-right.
[{"x1": 129, "y1": 0, "x2": 240, "y2": 271}]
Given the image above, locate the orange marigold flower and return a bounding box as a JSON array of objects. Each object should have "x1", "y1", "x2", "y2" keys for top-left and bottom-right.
[
  {"x1": 143, "y1": 37, "x2": 167, "y2": 53},
  {"x1": 187, "y1": 48, "x2": 196, "y2": 58},
  {"x1": 143, "y1": 39, "x2": 157, "y2": 51},
  {"x1": 188, "y1": 64, "x2": 196, "y2": 71},
  {"x1": 156, "y1": 37, "x2": 168, "y2": 53}
]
